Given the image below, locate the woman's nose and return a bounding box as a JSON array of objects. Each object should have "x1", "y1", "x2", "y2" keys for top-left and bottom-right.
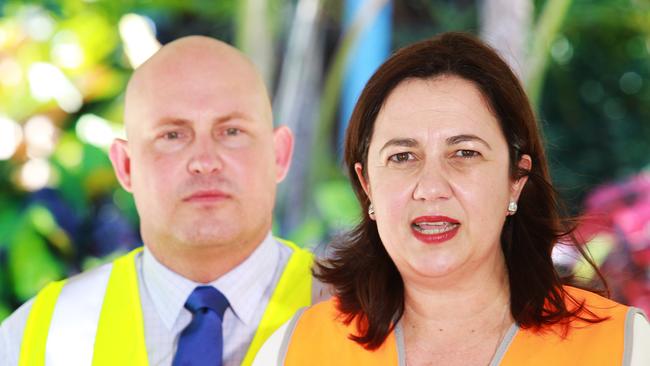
[{"x1": 412, "y1": 161, "x2": 452, "y2": 201}]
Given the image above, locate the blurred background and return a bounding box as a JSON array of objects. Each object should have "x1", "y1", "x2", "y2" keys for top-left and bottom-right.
[{"x1": 0, "y1": 0, "x2": 649, "y2": 320}]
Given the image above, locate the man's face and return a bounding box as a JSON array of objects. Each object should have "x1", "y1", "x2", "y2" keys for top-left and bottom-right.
[{"x1": 116, "y1": 50, "x2": 286, "y2": 253}]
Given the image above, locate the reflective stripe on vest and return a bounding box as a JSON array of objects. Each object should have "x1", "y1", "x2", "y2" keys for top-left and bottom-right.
[
  {"x1": 18, "y1": 280, "x2": 65, "y2": 366},
  {"x1": 281, "y1": 286, "x2": 639, "y2": 366},
  {"x1": 49, "y1": 258, "x2": 116, "y2": 365},
  {"x1": 20, "y1": 239, "x2": 314, "y2": 365}
]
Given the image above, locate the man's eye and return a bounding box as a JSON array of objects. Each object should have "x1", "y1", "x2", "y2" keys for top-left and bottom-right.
[
  {"x1": 454, "y1": 150, "x2": 480, "y2": 158},
  {"x1": 388, "y1": 152, "x2": 413, "y2": 163},
  {"x1": 225, "y1": 128, "x2": 241, "y2": 136},
  {"x1": 164, "y1": 131, "x2": 180, "y2": 140}
]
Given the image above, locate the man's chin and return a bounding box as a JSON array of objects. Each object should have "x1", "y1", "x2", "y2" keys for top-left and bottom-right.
[
  {"x1": 173, "y1": 224, "x2": 245, "y2": 247},
  {"x1": 168, "y1": 214, "x2": 268, "y2": 249}
]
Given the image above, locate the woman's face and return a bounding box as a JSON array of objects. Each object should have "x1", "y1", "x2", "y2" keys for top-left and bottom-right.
[{"x1": 356, "y1": 75, "x2": 530, "y2": 284}]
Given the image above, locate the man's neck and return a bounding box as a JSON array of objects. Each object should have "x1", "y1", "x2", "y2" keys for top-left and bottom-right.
[{"x1": 145, "y1": 235, "x2": 266, "y2": 283}]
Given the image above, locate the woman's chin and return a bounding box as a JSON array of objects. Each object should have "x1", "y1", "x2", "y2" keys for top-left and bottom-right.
[{"x1": 401, "y1": 257, "x2": 461, "y2": 282}]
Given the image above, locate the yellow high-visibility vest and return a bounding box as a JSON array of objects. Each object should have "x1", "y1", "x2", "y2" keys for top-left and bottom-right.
[{"x1": 19, "y1": 239, "x2": 315, "y2": 366}]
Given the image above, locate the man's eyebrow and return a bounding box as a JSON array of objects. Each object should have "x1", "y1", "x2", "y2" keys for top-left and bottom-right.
[
  {"x1": 446, "y1": 134, "x2": 492, "y2": 150},
  {"x1": 379, "y1": 138, "x2": 419, "y2": 154},
  {"x1": 214, "y1": 111, "x2": 255, "y2": 124},
  {"x1": 154, "y1": 111, "x2": 256, "y2": 127},
  {"x1": 155, "y1": 118, "x2": 191, "y2": 128}
]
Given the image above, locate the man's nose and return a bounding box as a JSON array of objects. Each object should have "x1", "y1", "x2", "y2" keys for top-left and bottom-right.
[
  {"x1": 187, "y1": 140, "x2": 224, "y2": 175},
  {"x1": 412, "y1": 160, "x2": 453, "y2": 201}
]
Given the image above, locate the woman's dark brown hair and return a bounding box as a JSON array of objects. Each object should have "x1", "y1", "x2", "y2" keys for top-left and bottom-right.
[{"x1": 316, "y1": 32, "x2": 607, "y2": 349}]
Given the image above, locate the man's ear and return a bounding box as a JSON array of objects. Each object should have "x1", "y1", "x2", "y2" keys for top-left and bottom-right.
[
  {"x1": 511, "y1": 154, "x2": 532, "y2": 201},
  {"x1": 273, "y1": 125, "x2": 294, "y2": 182},
  {"x1": 109, "y1": 138, "x2": 133, "y2": 192},
  {"x1": 354, "y1": 162, "x2": 372, "y2": 201}
]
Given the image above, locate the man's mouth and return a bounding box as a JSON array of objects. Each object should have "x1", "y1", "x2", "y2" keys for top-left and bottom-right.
[{"x1": 183, "y1": 190, "x2": 231, "y2": 202}]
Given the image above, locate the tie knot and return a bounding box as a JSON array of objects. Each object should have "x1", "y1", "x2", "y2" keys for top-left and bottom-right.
[{"x1": 184, "y1": 286, "x2": 229, "y2": 318}]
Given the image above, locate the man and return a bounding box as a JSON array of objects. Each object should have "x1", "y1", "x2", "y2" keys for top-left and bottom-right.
[{"x1": 0, "y1": 36, "x2": 319, "y2": 365}]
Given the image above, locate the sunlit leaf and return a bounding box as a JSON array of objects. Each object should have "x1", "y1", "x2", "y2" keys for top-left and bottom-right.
[
  {"x1": 9, "y1": 212, "x2": 64, "y2": 301},
  {"x1": 315, "y1": 179, "x2": 360, "y2": 230},
  {"x1": 287, "y1": 216, "x2": 326, "y2": 249}
]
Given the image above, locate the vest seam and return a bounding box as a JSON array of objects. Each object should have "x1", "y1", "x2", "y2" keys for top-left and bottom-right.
[
  {"x1": 279, "y1": 307, "x2": 307, "y2": 365},
  {"x1": 394, "y1": 322, "x2": 406, "y2": 366},
  {"x1": 489, "y1": 323, "x2": 519, "y2": 366}
]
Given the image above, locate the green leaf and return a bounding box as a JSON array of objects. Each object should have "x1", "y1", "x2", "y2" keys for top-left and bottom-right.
[
  {"x1": 8, "y1": 212, "x2": 64, "y2": 301},
  {"x1": 287, "y1": 216, "x2": 326, "y2": 249},
  {"x1": 0, "y1": 302, "x2": 11, "y2": 322},
  {"x1": 314, "y1": 179, "x2": 360, "y2": 230}
]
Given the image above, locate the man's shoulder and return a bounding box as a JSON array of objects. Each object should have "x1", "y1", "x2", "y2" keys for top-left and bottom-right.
[
  {"x1": 64, "y1": 259, "x2": 116, "y2": 289},
  {"x1": 0, "y1": 253, "x2": 136, "y2": 335},
  {"x1": 64, "y1": 249, "x2": 144, "y2": 292},
  {"x1": 273, "y1": 237, "x2": 314, "y2": 259},
  {"x1": 0, "y1": 295, "x2": 33, "y2": 366},
  {"x1": 0, "y1": 261, "x2": 112, "y2": 365},
  {"x1": 1, "y1": 296, "x2": 34, "y2": 337},
  {"x1": 273, "y1": 237, "x2": 332, "y2": 304},
  {"x1": 1, "y1": 259, "x2": 116, "y2": 327}
]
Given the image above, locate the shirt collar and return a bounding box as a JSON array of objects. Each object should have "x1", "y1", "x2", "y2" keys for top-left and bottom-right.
[{"x1": 142, "y1": 232, "x2": 280, "y2": 330}]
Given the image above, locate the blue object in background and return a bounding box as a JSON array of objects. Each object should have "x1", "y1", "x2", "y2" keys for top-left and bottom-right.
[
  {"x1": 90, "y1": 195, "x2": 141, "y2": 258},
  {"x1": 30, "y1": 189, "x2": 81, "y2": 242},
  {"x1": 339, "y1": 0, "x2": 392, "y2": 153}
]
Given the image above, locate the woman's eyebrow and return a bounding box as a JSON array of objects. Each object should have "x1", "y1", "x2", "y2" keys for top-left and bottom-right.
[
  {"x1": 446, "y1": 134, "x2": 492, "y2": 150},
  {"x1": 379, "y1": 138, "x2": 419, "y2": 154}
]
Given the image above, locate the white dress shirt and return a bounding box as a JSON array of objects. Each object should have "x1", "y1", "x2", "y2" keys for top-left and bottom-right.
[{"x1": 1, "y1": 232, "x2": 292, "y2": 366}]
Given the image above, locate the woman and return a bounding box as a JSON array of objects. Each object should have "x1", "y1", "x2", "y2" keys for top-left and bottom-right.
[{"x1": 254, "y1": 32, "x2": 649, "y2": 365}]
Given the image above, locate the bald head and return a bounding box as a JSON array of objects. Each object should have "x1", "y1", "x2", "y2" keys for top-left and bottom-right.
[{"x1": 124, "y1": 35, "x2": 272, "y2": 138}]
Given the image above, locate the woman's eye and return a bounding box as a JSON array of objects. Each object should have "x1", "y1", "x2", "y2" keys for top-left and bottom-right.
[
  {"x1": 454, "y1": 150, "x2": 480, "y2": 158},
  {"x1": 388, "y1": 152, "x2": 413, "y2": 163}
]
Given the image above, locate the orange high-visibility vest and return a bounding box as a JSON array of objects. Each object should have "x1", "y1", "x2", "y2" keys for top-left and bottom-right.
[{"x1": 282, "y1": 286, "x2": 639, "y2": 365}]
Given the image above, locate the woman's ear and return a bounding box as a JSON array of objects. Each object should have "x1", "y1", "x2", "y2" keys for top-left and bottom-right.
[
  {"x1": 510, "y1": 154, "x2": 532, "y2": 201},
  {"x1": 354, "y1": 162, "x2": 372, "y2": 201}
]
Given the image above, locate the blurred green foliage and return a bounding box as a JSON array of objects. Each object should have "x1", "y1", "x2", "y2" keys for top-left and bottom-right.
[{"x1": 541, "y1": 0, "x2": 650, "y2": 207}]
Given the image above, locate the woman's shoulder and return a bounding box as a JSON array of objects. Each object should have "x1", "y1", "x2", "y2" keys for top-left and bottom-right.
[
  {"x1": 562, "y1": 285, "x2": 619, "y2": 303},
  {"x1": 559, "y1": 285, "x2": 649, "y2": 365},
  {"x1": 561, "y1": 285, "x2": 628, "y2": 315},
  {"x1": 252, "y1": 301, "x2": 341, "y2": 366},
  {"x1": 297, "y1": 296, "x2": 357, "y2": 335},
  {"x1": 554, "y1": 285, "x2": 649, "y2": 345},
  {"x1": 254, "y1": 297, "x2": 396, "y2": 365}
]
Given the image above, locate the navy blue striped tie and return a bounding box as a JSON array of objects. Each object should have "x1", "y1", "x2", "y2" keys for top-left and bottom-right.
[{"x1": 173, "y1": 286, "x2": 229, "y2": 366}]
